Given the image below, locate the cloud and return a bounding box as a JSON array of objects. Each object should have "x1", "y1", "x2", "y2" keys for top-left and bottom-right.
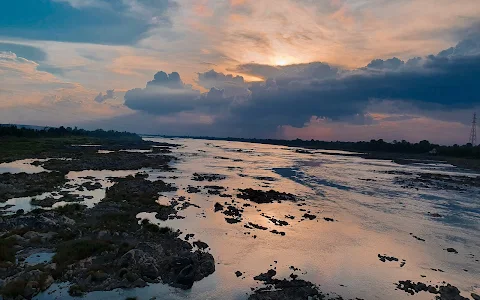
[
  {"x1": 0, "y1": 0, "x2": 177, "y2": 45},
  {"x1": 0, "y1": 51, "x2": 72, "y2": 96},
  {"x1": 94, "y1": 89, "x2": 116, "y2": 103},
  {"x1": 197, "y1": 69, "x2": 249, "y2": 97},
  {"x1": 229, "y1": 45, "x2": 480, "y2": 131},
  {"x1": 121, "y1": 38, "x2": 480, "y2": 140},
  {"x1": 365, "y1": 57, "x2": 404, "y2": 70},
  {"x1": 124, "y1": 71, "x2": 201, "y2": 115},
  {"x1": 232, "y1": 62, "x2": 339, "y2": 80},
  {"x1": 0, "y1": 43, "x2": 47, "y2": 62}
]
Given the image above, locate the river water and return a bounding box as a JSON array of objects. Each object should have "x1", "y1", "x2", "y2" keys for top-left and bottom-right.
[{"x1": 2, "y1": 137, "x2": 478, "y2": 299}]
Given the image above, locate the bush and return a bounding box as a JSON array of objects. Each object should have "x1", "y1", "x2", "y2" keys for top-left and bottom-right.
[
  {"x1": 98, "y1": 212, "x2": 134, "y2": 230},
  {"x1": 54, "y1": 203, "x2": 86, "y2": 215},
  {"x1": 53, "y1": 239, "x2": 113, "y2": 267},
  {"x1": 68, "y1": 284, "x2": 85, "y2": 297},
  {"x1": 1, "y1": 279, "x2": 27, "y2": 298},
  {"x1": 0, "y1": 238, "x2": 16, "y2": 262},
  {"x1": 141, "y1": 219, "x2": 175, "y2": 235}
]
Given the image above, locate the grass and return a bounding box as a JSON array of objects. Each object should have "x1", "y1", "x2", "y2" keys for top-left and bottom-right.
[
  {"x1": 1, "y1": 279, "x2": 27, "y2": 298},
  {"x1": 53, "y1": 239, "x2": 113, "y2": 267},
  {"x1": 0, "y1": 238, "x2": 17, "y2": 263},
  {"x1": 54, "y1": 203, "x2": 86, "y2": 215},
  {"x1": 0, "y1": 136, "x2": 100, "y2": 163},
  {"x1": 68, "y1": 284, "x2": 85, "y2": 297},
  {"x1": 141, "y1": 219, "x2": 175, "y2": 235},
  {"x1": 96, "y1": 212, "x2": 137, "y2": 232}
]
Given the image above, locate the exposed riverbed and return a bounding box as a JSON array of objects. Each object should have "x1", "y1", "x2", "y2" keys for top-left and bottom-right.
[{"x1": 1, "y1": 138, "x2": 479, "y2": 300}]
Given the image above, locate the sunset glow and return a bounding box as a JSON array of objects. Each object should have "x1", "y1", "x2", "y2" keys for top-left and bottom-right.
[{"x1": 0, "y1": 0, "x2": 479, "y2": 144}]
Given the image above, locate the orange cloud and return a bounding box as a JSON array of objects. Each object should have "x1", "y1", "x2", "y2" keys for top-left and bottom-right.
[
  {"x1": 230, "y1": 0, "x2": 246, "y2": 6},
  {"x1": 194, "y1": 2, "x2": 214, "y2": 17}
]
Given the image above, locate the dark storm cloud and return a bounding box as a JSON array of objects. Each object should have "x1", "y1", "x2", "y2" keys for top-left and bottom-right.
[
  {"x1": 124, "y1": 71, "x2": 200, "y2": 115},
  {"x1": 197, "y1": 70, "x2": 249, "y2": 97},
  {"x1": 229, "y1": 48, "x2": 480, "y2": 130},
  {"x1": 365, "y1": 57, "x2": 404, "y2": 70},
  {"x1": 124, "y1": 71, "x2": 235, "y2": 115},
  {"x1": 123, "y1": 38, "x2": 480, "y2": 136},
  {"x1": 437, "y1": 38, "x2": 480, "y2": 57},
  {"x1": 232, "y1": 62, "x2": 339, "y2": 80},
  {"x1": 233, "y1": 63, "x2": 281, "y2": 79}
]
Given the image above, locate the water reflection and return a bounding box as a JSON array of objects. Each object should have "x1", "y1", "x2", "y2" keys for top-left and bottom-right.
[
  {"x1": 0, "y1": 159, "x2": 47, "y2": 174},
  {"x1": 2, "y1": 137, "x2": 477, "y2": 299}
]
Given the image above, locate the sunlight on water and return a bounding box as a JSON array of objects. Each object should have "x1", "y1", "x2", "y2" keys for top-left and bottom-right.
[{"x1": 2, "y1": 137, "x2": 477, "y2": 299}]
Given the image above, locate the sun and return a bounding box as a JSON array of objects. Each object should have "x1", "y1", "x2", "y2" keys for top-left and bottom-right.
[{"x1": 275, "y1": 58, "x2": 288, "y2": 66}]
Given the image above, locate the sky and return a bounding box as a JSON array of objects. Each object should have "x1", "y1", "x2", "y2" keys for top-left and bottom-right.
[{"x1": 1, "y1": 0, "x2": 480, "y2": 144}]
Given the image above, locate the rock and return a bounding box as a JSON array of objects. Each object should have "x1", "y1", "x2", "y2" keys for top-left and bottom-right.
[
  {"x1": 214, "y1": 202, "x2": 224, "y2": 212},
  {"x1": 222, "y1": 205, "x2": 242, "y2": 218},
  {"x1": 23, "y1": 231, "x2": 40, "y2": 240},
  {"x1": 192, "y1": 173, "x2": 226, "y2": 182},
  {"x1": 303, "y1": 213, "x2": 316, "y2": 220},
  {"x1": 69, "y1": 284, "x2": 85, "y2": 297},
  {"x1": 193, "y1": 241, "x2": 209, "y2": 250},
  {"x1": 270, "y1": 230, "x2": 286, "y2": 236},
  {"x1": 237, "y1": 188, "x2": 297, "y2": 204},
  {"x1": 235, "y1": 271, "x2": 243, "y2": 277},
  {"x1": 471, "y1": 293, "x2": 480, "y2": 300},
  {"x1": 196, "y1": 256, "x2": 215, "y2": 279},
  {"x1": 445, "y1": 248, "x2": 458, "y2": 254},
  {"x1": 249, "y1": 271, "x2": 324, "y2": 300},
  {"x1": 396, "y1": 280, "x2": 468, "y2": 299},
  {"x1": 45, "y1": 263, "x2": 57, "y2": 271},
  {"x1": 23, "y1": 280, "x2": 40, "y2": 298},
  {"x1": 248, "y1": 222, "x2": 268, "y2": 230},
  {"x1": 7, "y1": 234, "x2": 27, "y2": 244},
  {"x1": 378, "y1": 254, "x2": 399, "y2": 262},
  {"x1": 225, "y1": 217, "x2": 241, "y2": 224},
  {"x1": 41, "y1": 275, "x2": 54, "y2": 290},
  {"x1": 97, "y1": 230, "x2": 110, "y2": 239},
  {"x1": 176, "y1": 264, "x2": 195, "y2": 289},
  {"x1": 133, "y1": 278, "x2": 147, "y2": 287},
  {"x1": 254, "y1": 269, "x2": 276, "y2": 282}
]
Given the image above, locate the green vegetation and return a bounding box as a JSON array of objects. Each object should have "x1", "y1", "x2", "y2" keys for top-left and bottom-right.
[
  {"x1": 97, "y1": 212, "x2": 135, "y2": 231},
  {"x1": 1, "y1": 279, "x2": 27, "y2": 298},
  {"x1": 0, "y1": 238, "x2": 17, "y2": 263},
  {"x1": 0, "y1": 125, "x2": 140, "y2": 140},
  {"x1": 53, "y1": 240, "x2": 113, "y2": 267},
  {"x1": 0, "y1": 125, "x2": 142, "y2": 163},
  {"x1": 68, "y1": 284, "x2": 85, "y2": 297},
  {"x1": 167, "y1": 136, "x2": 480, "y2": 159},
  {"x1": 54, "y1": 203, "x2": 86, "y2": 215}
]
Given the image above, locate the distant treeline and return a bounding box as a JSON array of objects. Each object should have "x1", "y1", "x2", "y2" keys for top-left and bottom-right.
[
  {"x1": 151, "y1": 135, "x2": 480, "y2": 159},
  {"x1": 0, "y1": 125, "x2": 140, "y2": 140}
]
